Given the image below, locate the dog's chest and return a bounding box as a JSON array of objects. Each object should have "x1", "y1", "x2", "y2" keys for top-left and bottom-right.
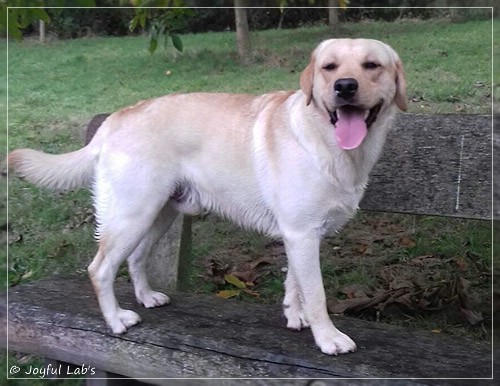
[
  {"x1": 320, "y1": 205, "x2": 356, "y2": 235},
  {"x1": 319, "y1": 183, "x2": 366, "y2": 235}
]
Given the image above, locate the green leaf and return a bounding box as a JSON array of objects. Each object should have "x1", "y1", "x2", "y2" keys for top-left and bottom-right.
[
  {"x1": 216, "y1": 289, "x2": 241, "y2": 299},
  {"x1": 129, "y1": 15, "x2": 139, "y2": 32},
  {"x1": 30, "y1": 9, "x2": 51, "y2": 23},
  {"x1": 7, "y1": 22, "x2": 22, "y2": 41},
  {"x1": 171, "y1": 34, "x2": 183, "y2": 52},
  {"x1": 224, "y1": 274, "x2": 246, "y2": 289},
  {"x1": 71, "y1": 0, "x2": 97, "y2": 6},
  {"x1": 148, "y1": 37, "x2": 158, "y2": 54},
  {"x1": 278, "y1": 0, "x2": 287, "y2": 12},
  {"x1": 339, "y1": 0, "x2": 350, "y2": 9},
  {"x1": 15, "y1": 9, "x2": 31, "y2": 29},
  {"x1": 139, "y1": 12, "x2": 147, "y2": 29}
]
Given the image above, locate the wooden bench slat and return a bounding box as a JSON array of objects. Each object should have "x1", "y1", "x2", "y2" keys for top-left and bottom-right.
[
  {"x1": 2, "y1": 276, "x2": 492, "y2": 382},
  {"x1": 362, "y1": 114, "x2": 492, "y2": 219}
]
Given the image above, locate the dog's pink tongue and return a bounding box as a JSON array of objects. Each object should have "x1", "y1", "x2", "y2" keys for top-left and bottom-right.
[{"x1": 335, "y1": 108, "x2": 367, "y2": 150}]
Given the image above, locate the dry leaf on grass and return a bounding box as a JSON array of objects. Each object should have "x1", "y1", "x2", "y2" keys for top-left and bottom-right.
[
  {"x1": 399, "y1": 236, "x2": 416, "y2": 248},
  {"x1": 224, "y1": 274, "x2": 246, "y2": 289},
  {"x1": 216, "y1": 290, "x2": 240, "y2": 299},
  {"x1": 329, "y1": 255, "x2": 487, "y2": 326}
]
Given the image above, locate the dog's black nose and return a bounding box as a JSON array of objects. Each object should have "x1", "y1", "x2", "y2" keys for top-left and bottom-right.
[{"x1": 334, "y1": 78, "x2": 358, "y2": 99}]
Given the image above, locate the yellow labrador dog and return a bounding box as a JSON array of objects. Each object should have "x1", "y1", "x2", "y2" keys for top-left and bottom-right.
[{"x1": 9, "y1": 38, "x2": 406, "y2": 355}]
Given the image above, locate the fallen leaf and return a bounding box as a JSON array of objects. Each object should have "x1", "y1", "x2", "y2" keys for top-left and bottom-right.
[
  {"x1": 340, "y1": 283, "x2": 371, "y2": 299},
  {"x1": 459, "y1": 307, "x2": 484, "y2": 325},
  {"x1": 242, "y1": 288, "x2": 260, "y2": 297},
  {"x1": 390, "y1": 278, "x2": 414, "y2": 291},
  {"x1": 356, "y1": 242, "x2": 371, "y2": 255},
  {"x1": 399, "y1": 236, "x2": 416, "y2": 248},
  {"x1": 9, "y1": 233, "x2": 23, "y2": 244},
  {"x1": 224, "y1": 274, "x2": 246, "y2": 289},
  {"x1": 393, "y1": 292, "x2": 413, "y2": 309},
  {"x1": 48, "y1": 240, "x2": 71, "y2": 258},
  {"x1": 229, "y1": 256, "x2": 273, "y2": 283},
  {"x1": 249, "y1": 257, "x2": 273, "y2": 270},
  {"x1": 329, "y1": 293, "x2": 390, "y2": 314},
  {"x1": 205, "y1": 259, "x2": 229, "y2": 282},
  {"x1": 410, "y1": 255, "x2": 443, "y2": 267},
  {"x1": 216, "y1": 290, "x2": 240, "y2": 299},
  {"x1": 456, "y1": 258, "x2": 468, "y2": 271}
]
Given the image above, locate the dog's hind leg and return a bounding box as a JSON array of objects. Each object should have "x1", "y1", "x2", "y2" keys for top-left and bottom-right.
[
  {"x1": 88, "y1": 242, "x2": 142, "y2": 334},
  {"x1": 127, "y1": 201, "x2": 179, "y2": 308},
  {"x1": 88, "y1": 167, "x2": 171, "y2": 334}
]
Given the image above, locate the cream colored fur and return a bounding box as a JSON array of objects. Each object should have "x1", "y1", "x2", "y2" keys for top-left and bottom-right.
[{"x1": 9, "y1": 39, "x2": 406, "y2": 355}]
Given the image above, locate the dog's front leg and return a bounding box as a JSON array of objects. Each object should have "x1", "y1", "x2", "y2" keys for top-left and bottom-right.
[
  {"x1": 283, "y1": 269, "x2": 310, "y2": 330},
  {"x1": 283, "y1": 233, "x2": 356, "y2": 355}
]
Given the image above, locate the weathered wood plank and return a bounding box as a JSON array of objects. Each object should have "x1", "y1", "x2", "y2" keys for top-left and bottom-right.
[
  {"x1": 362, "y1": 114, "x2": 492, "y2": 219},
  {"x1": 2, "y1": 276, "x2": 492, "y2": 382}
]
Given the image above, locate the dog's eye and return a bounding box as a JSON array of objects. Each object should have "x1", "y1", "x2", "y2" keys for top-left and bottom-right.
[
  {"x1": 323, "y1": 63, "x2": 337, "y2": 71},
  {"x1": 363, "y1": 62, "x2": 380, "y2": 70}
]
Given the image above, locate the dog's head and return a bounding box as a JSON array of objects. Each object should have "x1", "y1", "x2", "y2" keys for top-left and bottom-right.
[{"x1": 300, "y1": 38, "x2": 407, "y2": 149}]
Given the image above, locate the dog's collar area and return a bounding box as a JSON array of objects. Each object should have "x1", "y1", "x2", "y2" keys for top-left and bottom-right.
[{"x1": 329, "y1": 101, "x2": 383, "y2": 128}]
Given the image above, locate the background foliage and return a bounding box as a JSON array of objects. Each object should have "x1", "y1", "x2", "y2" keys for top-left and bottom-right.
[{"x1": 4, "y1": 0, "x2": 493, "y2": 40}]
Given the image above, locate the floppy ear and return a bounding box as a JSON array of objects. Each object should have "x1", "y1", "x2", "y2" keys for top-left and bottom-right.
[
  {"x1": 394, "y1": 59, "x2": 407, "y2": 111},
  {"x1": 300, "y1": 54, "x2": 315, "y2": 106}
]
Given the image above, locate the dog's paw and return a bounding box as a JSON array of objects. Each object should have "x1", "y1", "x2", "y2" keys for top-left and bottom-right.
[
  {"x1": 315, "y1": 330, "x2": 357, "y2": 355},
  {"x1": 284, "y1": 304, "x2": 310, "y2": 330},
  {"x1": 109, "y1": 309, "x2": 142, "y2": 334},
  {"x1": 137, "y1": 290, "x2": 170, "y2": 308}
]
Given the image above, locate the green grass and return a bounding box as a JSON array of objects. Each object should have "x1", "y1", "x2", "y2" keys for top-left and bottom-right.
[{"x1": 3, "y1": 17, "x2": 494, "y2": 381}]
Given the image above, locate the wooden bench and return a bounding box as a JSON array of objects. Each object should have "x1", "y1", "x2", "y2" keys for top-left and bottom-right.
[{"x1": 2, "y1": 113, "x2": 495, "y2": 384}]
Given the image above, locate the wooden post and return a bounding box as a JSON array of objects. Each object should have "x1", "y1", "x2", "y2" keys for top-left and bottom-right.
[{"x1": 145, "y1": 215, "x2": 184, "y2": 291}]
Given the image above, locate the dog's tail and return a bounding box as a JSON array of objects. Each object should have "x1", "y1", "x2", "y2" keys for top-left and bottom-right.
[{"x1": 8, "y1": 136, "x2": 101, "y2": 192}]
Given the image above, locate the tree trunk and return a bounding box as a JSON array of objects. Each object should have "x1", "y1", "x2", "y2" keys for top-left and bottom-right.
[
  {"x1": 278, "y1": 9, "x2": 286, "y2": 29},
  {"x1": 39, "y1": 20, "x2": 45, "y2": 43},
  {"x1": 328, "y1": 0, "x2": 339, "y2": 29},
  {"x1": 234, "y1": 0, "x2": 251, "y2": 64}
]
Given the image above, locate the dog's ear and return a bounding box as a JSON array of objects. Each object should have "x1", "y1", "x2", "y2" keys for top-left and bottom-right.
[
  {"x1": 394, "y1": 59, "x2": 407, "y2": 111},
  {"x1": 300, "y1": 54, "x2": 315, "y2": 106}
]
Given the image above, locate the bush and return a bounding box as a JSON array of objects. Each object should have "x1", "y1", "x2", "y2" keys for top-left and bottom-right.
[
  {"x1": 20, "y1": 3, "x2": 492, "y2": 40},
  {"x1": 47, "y1": 8, "x2": 137, "y2": 39}
]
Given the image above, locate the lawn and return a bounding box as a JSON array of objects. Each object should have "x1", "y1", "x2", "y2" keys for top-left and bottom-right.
[{"x1": 3, "y1": 15, "x2": 494, "y2": 383}]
